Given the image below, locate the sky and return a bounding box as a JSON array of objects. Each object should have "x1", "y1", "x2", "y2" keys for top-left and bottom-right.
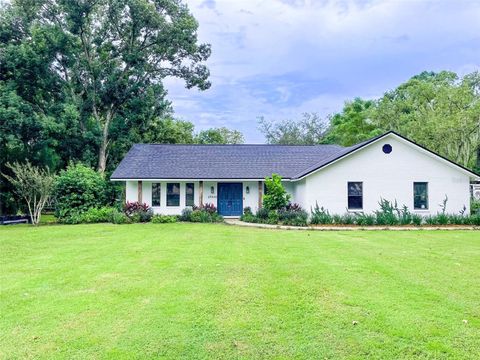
[{"x1": 165, "y1": 0, "x2": 480, "y2": 143}]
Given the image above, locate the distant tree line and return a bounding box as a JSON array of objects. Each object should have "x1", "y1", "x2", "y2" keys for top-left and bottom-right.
[{"x1": 259, "y1": 71, "x2": 480, "y2": 173}]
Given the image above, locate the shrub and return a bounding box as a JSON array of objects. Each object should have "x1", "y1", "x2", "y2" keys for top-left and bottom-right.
[
  {"x1": 332, "y1": 214, "x2": 343, "y2": 224},
  {"x1": 193, "y1": 203, "x2": 217, "y2": 214},
  {"x1": 53, "y1": 163, "x2": 107, "y2": 220},
  {"x1": 375, "y1": 199, "x2": 400, "y2": 226},
  {"x1": 278, "y1": 204, "x2": 308, "y2": 226},
  {"x1": 180, "y1": 208, "x2": 193, "y2": 221},
  {"x1": 110, "y1": 209, "x2": 131, "y2": 224},
  {"x1": 286, "y1": 203, "x2": 302, "y2": 211},
  {"x1": 256, "y1": 207, "x2": 269, "y2": 220},
  {"x1": 448, "y1": 214, "x2": 465, "y2": 225},
  {"x1": 355, "y1": 213, "x2": 375, "y2": 226},
  {"x1": 263, "y1": 174, "x2": 290, "y2": 211},
  {"x1": 152, "y1": 215, "x2": 178, "y2": 223},
  {"x1": 278, "y1": 207, "x2": 308, "y2": 226},
  {"x1": 340, "y1": 213, "x2": 355, "y2": 225},
  {"x1": 267, "y1": 210, "x2": 279, "y2": 225},
  {"x1": 412, "y1": 214, "x2": 423, "y2": 226},
  {"x1": 471, "y1": 200, "x2": 480, "y2": 215},
  {"x1": 79, "y1": 207, "x2": 115, "y2": 224},
  {"x1": 189, "y1": 209, "x2": 223, "y2": 223},
  {"x1": 468, "y1": 214, "x2": 480, "y2": 226},
  {"x1": 310, "y1": 203, "x2": 333, "y2": 225},
  {"x1": 243, "y1": 207, "x2": 253, "y2": 216},
  {"x1": 240, "y1": 213, "x2": 256, "y2": 223},
  {"x1": 397, "y1": 205, "x2": 413, "y2": 225},
  {"x1": 240, "y1": 207, "x2": 256, "y2": 222},
  {"x1": 123, "y1": 201, "x2": 153, "y2": 223}
]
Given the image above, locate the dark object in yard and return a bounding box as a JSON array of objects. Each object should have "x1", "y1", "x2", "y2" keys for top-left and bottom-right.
[{"x1": 0, "y1": 215, "x2": 31, "y2": 225}]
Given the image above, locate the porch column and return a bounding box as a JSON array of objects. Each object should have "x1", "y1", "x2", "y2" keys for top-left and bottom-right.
[
  {"x1": 138, "y1": 181, "x2": 143, "y2": 203},
  {"x1": 199, "y1": 181, "x2": 204, "y2": 207},
  {"x1": 258, "y1": 181, "x2": 263, "y2": 209}
]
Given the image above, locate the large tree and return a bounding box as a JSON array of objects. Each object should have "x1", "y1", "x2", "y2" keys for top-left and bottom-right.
[
  {"x1": 258, "y1": 113, "x2": 328, "y2": 145},
  {"x1": 374, "y1": 71, "x2": 480, "y2": 169},
  {"x1": 323, "y1": 98, "x2": 382, "y2": 146},
  {"x1": 324, "y1": 71, "x2": 480, "y2": 170},
  {"x1": 196, "y1": 127, "x2": 244, "y2": 144},
  {"x1": 0, "y1": 0, "x2": 211, "y2": 173}
]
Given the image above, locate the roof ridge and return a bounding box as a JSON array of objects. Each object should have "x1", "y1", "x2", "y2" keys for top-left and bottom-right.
[{"x1": 133, "y1": 143, "x2": 345, "y2": 147}]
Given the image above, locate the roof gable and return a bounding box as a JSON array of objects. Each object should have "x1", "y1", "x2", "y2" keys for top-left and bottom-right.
[{"x1": 293, "y1": 131, "x2": 480, "y2": 180}]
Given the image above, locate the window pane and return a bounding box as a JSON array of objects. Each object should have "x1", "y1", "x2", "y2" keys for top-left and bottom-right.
[
  {"x1": 152, "y1": 183, "x2": 161, "y2": 207},
  {"x1": 167, "y1": 183, "x2": 180, "y2": 206},
  {"x1": 414, "y1": 182, "x2": 428, "y2": 209},
  {"x1": 348, "y1": 182, "x2": 363, "y2": 196},
  {"x1": 348, "y1": 182, "x2": 363, "y2": 209},
  {"x1": 348, "y1": 196, "x2": 363, "y2": 210},
  {"x1": 186, "y1": 183, "x2": 195, "y2": 207}
]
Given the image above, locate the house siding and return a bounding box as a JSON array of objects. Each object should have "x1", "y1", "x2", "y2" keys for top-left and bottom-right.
[
  {"x1": 300, "y1": 135, "x2": 471, "y2": 215},
  {"x1": 122, "y1": 134, "x2": 474, "y2": 216},
  {"x1": 125, "y1": 180, "x2": 263, "y2": 215}
]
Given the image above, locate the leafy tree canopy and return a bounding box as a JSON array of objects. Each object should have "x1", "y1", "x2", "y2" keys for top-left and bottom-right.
[
  {"x1": 196, "y1": 127, "x2": 245, "y2": 144},
  {"x1": 0, "y1": 0, "x2": 211, "y2": 173},
  {"x1": 258, "y1": 113, "x2": 328, "y2": 145}
]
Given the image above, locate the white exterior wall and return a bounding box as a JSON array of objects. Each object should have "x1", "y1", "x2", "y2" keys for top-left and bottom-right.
[
  {"x1": 126, "y1": 181, "x2": 199, "y2": 215},
  {"x1": 123, "y1": 134, "x2": 474, "y2": 216},
  {"x1": 243, "y1": 181, "x2": 260, "y2": 212},
  {"x1": 125, "y1": 180, "x2": 262, "y2": 215},
  {"x1": 203, "y1": 181, "x2": 217, "y2": 206},
  {"x1": 298, "y1": 135, "x2": 472, "y2": 215}
]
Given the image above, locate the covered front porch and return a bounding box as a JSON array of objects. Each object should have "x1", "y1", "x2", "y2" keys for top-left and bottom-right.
[{"x1": 125, "y1": 180, "x2": 269, "y2": 217}]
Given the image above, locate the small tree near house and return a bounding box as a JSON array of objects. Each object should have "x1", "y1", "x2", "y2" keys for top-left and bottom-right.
[
  {"x1": 2, "y1": 162, "x2": 55, "y2": 225},
  {"x1": 263, "y1": 174, "x2": 291, "y2": 211}
]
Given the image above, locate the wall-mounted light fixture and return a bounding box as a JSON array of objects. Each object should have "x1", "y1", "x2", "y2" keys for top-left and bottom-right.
[
  {"x1": 210, "y1": 186, "x2": 215, "y2": 194},
  {"x1": 246, "y1": 186, "x2": 250, "y2": 194}
]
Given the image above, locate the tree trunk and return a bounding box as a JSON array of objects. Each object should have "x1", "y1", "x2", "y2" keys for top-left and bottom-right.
[
  {"x1": 96, "y1": 110, "x2": 112, "y2": 174},
  {"x1": 97, "y1": 135, "x2": 108, "y2": 174}
]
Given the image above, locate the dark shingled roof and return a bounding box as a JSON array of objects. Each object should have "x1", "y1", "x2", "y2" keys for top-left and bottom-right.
[
  {"x1": 110, "y1": 131, "x2": 480, "y2": 181},
  {"x1": 110, "y1": 143, "x2": 352, "y2": 180}
]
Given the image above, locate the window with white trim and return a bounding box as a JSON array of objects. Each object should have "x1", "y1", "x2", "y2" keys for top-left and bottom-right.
[
  {"x1": 414, "y1": 182, "x2": 428, "y2": 210},
  {"x1": 348, "y1": 182, "x2": 363, "y2": 210}
]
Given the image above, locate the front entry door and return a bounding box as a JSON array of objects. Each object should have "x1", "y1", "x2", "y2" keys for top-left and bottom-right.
[{"x1": 217, "y1": 183, "x2": 243, "y2": 216}]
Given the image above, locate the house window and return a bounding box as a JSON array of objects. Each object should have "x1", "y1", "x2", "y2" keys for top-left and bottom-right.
[
  {"x1": 414, "y1": 182, "x2": 428, "y2": 210},
  {"x1": 152, "y1": 183, "x2": 161, "y2": 207},
  {"x1": 348, "y1": 182, "x2": 363, "y2": 210},
  {"x1": 167, "y1": 183, "x2": 180, "y2": 206},
  {"x1": 185, "y1": 183, "x2": 195, "y2": 207}
]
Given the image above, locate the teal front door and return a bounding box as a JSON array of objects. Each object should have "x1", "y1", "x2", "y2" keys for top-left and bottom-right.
[{"x1": 217, "y1": 183, "x2": 243, "y2": 216}]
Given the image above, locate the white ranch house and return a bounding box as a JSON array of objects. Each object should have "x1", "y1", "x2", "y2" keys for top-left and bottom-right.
[{"x1": 111, "y1": 132, "x2": 479, "y2": 217}]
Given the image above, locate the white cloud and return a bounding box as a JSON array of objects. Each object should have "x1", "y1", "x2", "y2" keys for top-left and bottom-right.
[{"x1": 166, "y1": 0, "x2": 480, "y2": 142}]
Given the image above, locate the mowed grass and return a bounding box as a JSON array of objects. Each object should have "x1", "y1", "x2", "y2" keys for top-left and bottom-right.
[{"x1": 1, "y1": 224, "x2": 479, "y2": 359}]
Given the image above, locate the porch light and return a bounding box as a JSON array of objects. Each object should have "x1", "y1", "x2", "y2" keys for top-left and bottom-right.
[
  {"x1": 246, "y1": 186, "x2": 250, "y2": 194},
  {"x1": 210, "y1": 186, "x2": 215, "y2": 194}
]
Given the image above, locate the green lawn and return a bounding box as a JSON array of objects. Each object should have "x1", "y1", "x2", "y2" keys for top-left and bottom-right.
[{"x1": 1, "y1": 224, "x2": 479, "y2": 359}]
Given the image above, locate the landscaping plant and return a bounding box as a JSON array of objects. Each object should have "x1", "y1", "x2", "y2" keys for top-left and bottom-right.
[
  {"x1": 53, "y1": 163, "x2": 107, "y2": 221},
  {"x1": 151, "y1": 215, "x2": 178, "y2": 223},
  {"x1": 2, "y1": 161, "x2": 55, "y2": 225},
  {"x1": 263, "y1": 174, "x2": 291, "y2": 211},
  {"x1": 124, "y1": 201, "x2": 153, "y2": 223}
]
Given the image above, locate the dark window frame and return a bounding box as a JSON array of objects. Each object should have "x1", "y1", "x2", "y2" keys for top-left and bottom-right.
[
  {"x1": 347, "y1": 182, "x2": 363, "y2": 210},
  {"x1": 413, "y1": 182, "x2": 429, "y2": 210},
  {"x1": 166, "y1": 183, "x2": 180, "y2": 207},
  {"x1": 152, "y1": 183, "x2": 161, "y2": 207},
  {"x1": 185, "y1": 183, "x2": 195, "y2": 207}
]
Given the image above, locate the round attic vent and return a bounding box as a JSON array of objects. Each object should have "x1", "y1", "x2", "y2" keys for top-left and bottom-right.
[{"x1": 382, "y1": 144, "x2": 393, "y2": 154}]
